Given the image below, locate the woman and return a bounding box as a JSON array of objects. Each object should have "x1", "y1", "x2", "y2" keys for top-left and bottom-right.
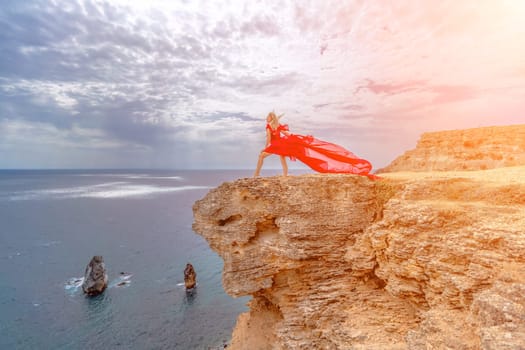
[
  {"x1": 253, "y1": 112, "x2": 378, "y2": 179},
  {"x1": 253, "y1": 112, "x2": 290, "y2": 177}
]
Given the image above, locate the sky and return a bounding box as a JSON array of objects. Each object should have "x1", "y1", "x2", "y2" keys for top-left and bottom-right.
[{"x1": 0, "y1": 0, "x2": 524, "y2": 170}]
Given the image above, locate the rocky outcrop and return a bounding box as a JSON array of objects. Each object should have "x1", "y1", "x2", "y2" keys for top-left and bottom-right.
[
  {"x1": 193, "y1": 165, "x2": 525, "y2": 349},
  {"x1": 378, "y1": 124, "x2": 525, "y2": 173},
  {"x1": 184, "y1": 263, "x2": 197, "y2": 290},
  {"x1": 82, "y1": 255, "x2": 108, "y2": 296}
]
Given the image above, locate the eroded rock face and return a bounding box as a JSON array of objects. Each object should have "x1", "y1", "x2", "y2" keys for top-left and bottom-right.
[
  {"x1": 193, "y1": 175, "x2": 414, "y2": 349},
  {"x1": 193, "y1": 167, "x2": 525, "y2": 350},
  {"x1": 378, "y1": 124, "x2": 525, "y2": 173},
  {"x1": 82, "y1": 255, "x2": 108, "y2": 296}
]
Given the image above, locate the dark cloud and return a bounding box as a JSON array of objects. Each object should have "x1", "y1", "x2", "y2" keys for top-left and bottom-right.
[
  {"x1": 0, "y1": 0, "x2": 293, "y2": 145},
  {"x1": 313, "y1": 102, "x2": 334, "y2": 109},
  {"x1": 353, "y1": 79, "x2": 425, "y2": 96},
  {"x1": 0, "y1": 0, "x2": 255, "y2": 153},
  {"x1": 0, "y1": 90, "x2": 74, "y2": 130},
  {"x1": 0, "y1": 0, "x2": 220, "y2": 84},
  {"x1": 341, "y1": 104, "x2": 364, "y2": 111},
  {"x1": 313, "y1": 102, "x2": 364, "y2": 111}
]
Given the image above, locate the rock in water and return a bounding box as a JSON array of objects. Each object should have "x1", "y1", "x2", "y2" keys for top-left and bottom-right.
[
  {"x1": 184, "y1": 263, "x2": 196, "y2": 290},
  {"x1": 82, "y1": 256, "x2": 108, "y2": 296}
]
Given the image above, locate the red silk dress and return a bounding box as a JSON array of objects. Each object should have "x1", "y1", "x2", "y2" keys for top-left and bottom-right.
[
  {"x1": 263, "y1": 124, "x2": 295, "y2": 158},
  {"x1": 263, "y1": 123, "x2": 378, "y2": 179}
]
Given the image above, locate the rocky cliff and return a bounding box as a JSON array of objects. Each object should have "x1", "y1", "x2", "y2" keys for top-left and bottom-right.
[
  {"x1": 378, "y1": 124, "x2": 525, "y2": 172},
  {"x1": 192, "y1": 126, "x2": 525, "y2": 350}
]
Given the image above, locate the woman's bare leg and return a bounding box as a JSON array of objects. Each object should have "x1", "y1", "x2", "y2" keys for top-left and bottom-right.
[
  {"x1": 254, "y1": 152, "x2": 270, "y2": 177},
  {"x1": 280, "y1": 156, "x2": 288, "y2": 176}
]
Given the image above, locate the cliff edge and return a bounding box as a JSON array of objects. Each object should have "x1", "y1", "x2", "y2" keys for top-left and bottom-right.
[{"x1": 192, "y1": 126, "x2": 525, "y2": 350}]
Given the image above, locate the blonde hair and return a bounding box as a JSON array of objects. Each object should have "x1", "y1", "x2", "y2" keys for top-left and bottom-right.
[{"x1": 267, "y1": 111, "x2": 282, "y2": 129}]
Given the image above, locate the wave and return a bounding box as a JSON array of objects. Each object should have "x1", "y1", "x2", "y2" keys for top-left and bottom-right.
[
  {"x1": 36, "y1": 240, "x2": 62, "y2": 247},
  {"x1": 3, "y1": 252, "x2": 22, "y2": 260},
  {"x1": 109, "y1": 273, "x2": 133, "y2": 288},
  {"x1": 64, "y1": 273, "x2": 133, "y2": 294},
  {"x1": 75, "y1": 174, "x2": 184, "y2": 180},
  {"x1": 64, "y1": 277, "x2": 85, "y2": 292},
  {"x1": 8, "y1": 183, "x2": 210, "y2": 201},
  {"x1": 122, "y1": 175, "x2": 184, "y2": 180}
]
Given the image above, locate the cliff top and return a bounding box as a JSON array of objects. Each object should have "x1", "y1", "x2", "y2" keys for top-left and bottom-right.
[{"x1": 379, "y1": 123, "x2": 525, "y2": 173}]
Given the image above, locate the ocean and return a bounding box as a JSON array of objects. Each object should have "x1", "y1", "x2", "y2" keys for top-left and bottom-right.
[{"x1": 0, "y1": 169, "x2": 268, "y2": 350}]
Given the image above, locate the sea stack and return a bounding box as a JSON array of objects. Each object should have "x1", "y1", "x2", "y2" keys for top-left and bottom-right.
[
  {"x1": 184, "y1": 263, "x2": 196, "y2": 290},
  {"x1": 82, "y1": 255, "x2": 108, "y2": 296}
]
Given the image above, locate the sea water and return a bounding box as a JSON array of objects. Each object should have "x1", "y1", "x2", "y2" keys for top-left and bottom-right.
[{"x1": 0, "y1": 169, "x2": 268, "y2": 349}]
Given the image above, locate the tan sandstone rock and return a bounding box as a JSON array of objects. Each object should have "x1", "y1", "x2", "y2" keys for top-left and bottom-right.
[
  {"x1": 378, "y1": 124, "x2": 525, "y2": 173},
  {"x1": 193, "y1": 127, "x2": 525, "y2": 350}
]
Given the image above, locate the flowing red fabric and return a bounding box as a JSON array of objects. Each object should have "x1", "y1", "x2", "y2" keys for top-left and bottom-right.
[{"x1": 263, "y1": 124, "x2": 379, "y2": 179}]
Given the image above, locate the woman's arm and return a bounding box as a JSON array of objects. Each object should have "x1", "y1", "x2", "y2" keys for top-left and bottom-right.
[
  {"x1": 280, "y1": 124, "x2": 291, "y2": 137},
  {"x1": 265, "y1": 129, "x2": 271, "y2": 147}
]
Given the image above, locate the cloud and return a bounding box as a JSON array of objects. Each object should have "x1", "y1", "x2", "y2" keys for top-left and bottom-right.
[
  {"x1": 1, "y1": 0, "x2": 524, "y2": 169},
  {"x1": 353, "y1": 79, "x2": 425, "y2": 96},
  {"x1": 313, "y1": 102, "x2": 364, "y2": 112},
  {"x1": 240, "y1": 14, "x2": 281, "y2": 37}
]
